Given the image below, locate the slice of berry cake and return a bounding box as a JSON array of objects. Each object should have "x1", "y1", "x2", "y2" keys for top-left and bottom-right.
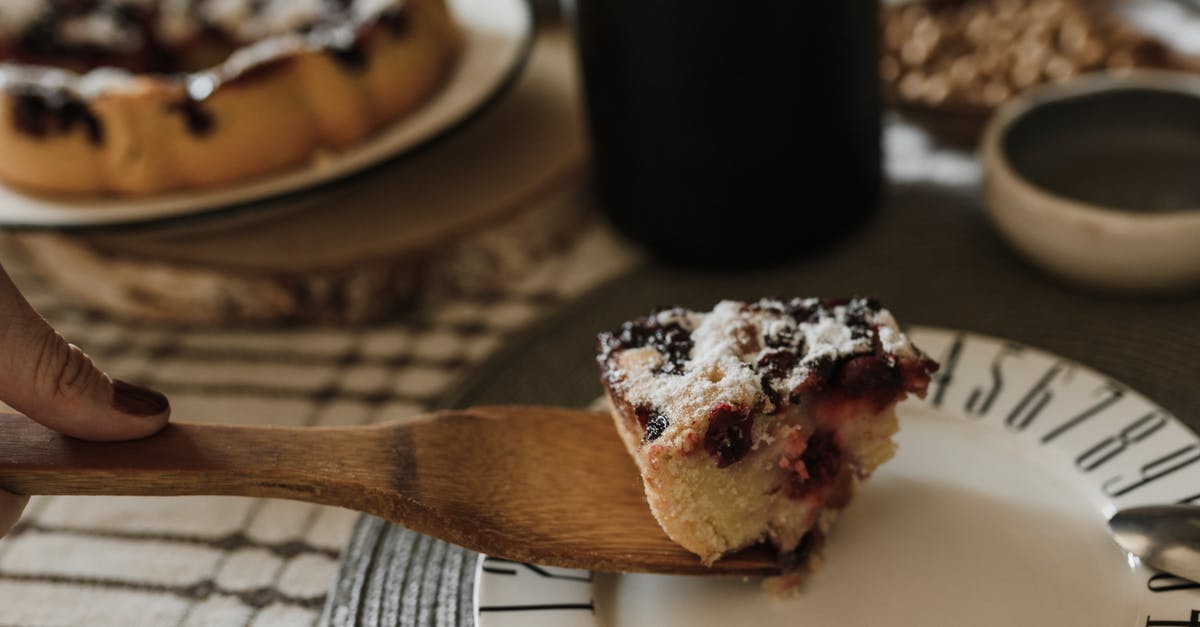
[{"x1": 596, "y1": 297, "x2": 937, "y2": 572}]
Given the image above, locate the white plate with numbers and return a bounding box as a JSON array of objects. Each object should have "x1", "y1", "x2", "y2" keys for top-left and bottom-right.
[{"x1": 474, "y1": 327, "x2": 1200, "y2": 627}]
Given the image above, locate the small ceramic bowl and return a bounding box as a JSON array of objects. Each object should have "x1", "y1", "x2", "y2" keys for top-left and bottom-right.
[{"x1": 981, "y1": 70, "x2": 1200, "y2": 292}]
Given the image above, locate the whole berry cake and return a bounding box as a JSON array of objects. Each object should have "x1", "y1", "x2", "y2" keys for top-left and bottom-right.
[
  {"x1": 0, "y1": 0, "x2": 459, "y2": 195},
  {"x1": 596, "y1": 297, "x2": 937, "y2": 572}
]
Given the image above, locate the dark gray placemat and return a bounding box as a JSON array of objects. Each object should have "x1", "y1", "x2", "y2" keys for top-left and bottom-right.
[{"x1": 323, "y1": 181, "x2": 1200, "y2": 626}]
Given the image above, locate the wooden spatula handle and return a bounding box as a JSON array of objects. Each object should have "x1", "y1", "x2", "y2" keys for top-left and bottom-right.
[
  {"x1": 0, "y1": 412, "x2": 394, "y2": 505},
  {"x1": 0, "y1": 408, "x2": 784, "y2": 574}
]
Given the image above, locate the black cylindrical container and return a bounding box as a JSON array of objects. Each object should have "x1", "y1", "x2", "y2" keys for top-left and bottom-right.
[{"x1": 572, "y1": 1, "x2": 881, "y2": 268}]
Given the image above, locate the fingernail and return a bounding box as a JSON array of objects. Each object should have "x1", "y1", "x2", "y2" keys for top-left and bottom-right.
[{"x1": 111, "y1": 379, "x2": 169, "y2": 417}]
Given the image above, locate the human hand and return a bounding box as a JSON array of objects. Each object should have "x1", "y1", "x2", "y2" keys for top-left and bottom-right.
[{"x1": 0, "y1": 263, "x2": 170, "y2": 537}]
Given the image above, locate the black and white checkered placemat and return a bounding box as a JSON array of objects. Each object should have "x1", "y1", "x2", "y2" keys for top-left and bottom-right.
[{"x1": 0, "y1": 224, "x2": 637, "y2": 627}]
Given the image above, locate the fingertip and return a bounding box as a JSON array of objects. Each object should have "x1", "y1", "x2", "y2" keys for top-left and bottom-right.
[
  {"x1": 92, "y1": 379, "x2": 170, "y2": 442},
  {"x1": 20, "y1": 378, "x2": 171, "y2": 442},
  {"x1": 111, "y1": 379, "x2": 170, "y2": 419},
  {"x1": 0, "y1": 488, "x2": 29, "y2": 538}
]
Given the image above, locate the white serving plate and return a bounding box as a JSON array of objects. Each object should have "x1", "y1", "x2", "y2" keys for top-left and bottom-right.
[{"x1": 476, "y1": 327, "x2": 1200, "y2": 627}]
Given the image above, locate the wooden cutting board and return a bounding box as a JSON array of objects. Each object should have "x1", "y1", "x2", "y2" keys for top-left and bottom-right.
[{"x1": 12, "y1": 29, "x2": 590, "y2": 326}]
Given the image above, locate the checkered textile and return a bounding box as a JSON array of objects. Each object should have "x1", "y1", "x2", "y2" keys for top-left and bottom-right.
[{"x1": 0, "y1": 225, "x2": 637, "y2": 627}]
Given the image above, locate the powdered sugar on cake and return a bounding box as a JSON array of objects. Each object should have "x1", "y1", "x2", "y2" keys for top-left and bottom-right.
[
  {"x1": 598, "y1": 297, "x2": 926, "y2": 439},
  {"x1": 596, "y1": 297, "x2": 937, "y2": 576}
]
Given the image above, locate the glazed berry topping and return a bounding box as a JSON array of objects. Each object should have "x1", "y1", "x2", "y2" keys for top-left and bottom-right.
[
  {"x1": 651, "y1": 324, "x2": 692, "y2": 374},
  {"x1": 843, "y1": 296, "x2": 882, "y2": 340},
  {"x1": 836, "y1": 354, "x2": 902, "y2": 399},
  {"x1": 793, "y1": 353, "x2": 839, "y2": 395},
  {"x1": 785, "y1": 298, "x2": 821, "y2": 322},
  {"x1": 167, "y1": 97, "x2": 215, "y2": 135},
  {"x1": 13, "y1": 2, "x2": 184, "y2": 74},
  {"x1": 785, "y1": 430, "x2": 842, "y2": 499},
  {"x1": 633, "y1": 405, "x2": 669, "y2": 441},
  {"x1": 643, "y1": 412, "x2": 669, "y2": 441},
  {"x1": 703, "y1": 403, "x2": 755, "y2": 468},
  {"x1": 763, "y1": 319, "x2": 804, "y2": 350},
  {"x1": 379, "y1": 6, "x2": 412, "y2": 35},
  {"x1": 760, "y1": 374, "x2": 782, "y2": 411},
  {"x1": 327, "y1": 44, "x2": 368, "y2": 69},
  {"x1": 757, "y1": 350, "x2": 799, "y2": 410},
  {"x1": 598, "y1": 311, "x2": 693, "y2": 375},
  {"x1": 764, "y1": 326, "x2": 794, "y2": 349},
  {"x1": 12, "y1": 87, "x2": 103, "y2": 145},
  {"x1": 757, "y1": 350, "x2": 799, "y2": 381}
]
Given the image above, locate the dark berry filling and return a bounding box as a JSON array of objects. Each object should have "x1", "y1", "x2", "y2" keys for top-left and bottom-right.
[
  {"x1": 597, "y1": 310, "x2": 693, "y2": 375},
  {"x1": 757, "y1": 350, "x2": 799, "y2": 410},
  {"x1": 760, "y1": 374, "x2": 783, "y2": 412},
  {"x1": 644, "y1": 413, "x2": 669, "y2": 441},
  {"x1": 764, "y1": 322, "x2": 801, "y2": 349},
  {"x1": 166, "y1": 96, "x2": 215, "y2": 135},
  {"x1": 379, "y1": 6, "x2": 412, "y2": 35},
  {"x1": 792, "y1": 354, "x2": 840, "y2": 396},
  {"x1": 12, "y1": 86, "x2": 103, "y2": 145},
  {"x1": 634, "y1": 406, "x2": 670, "y2": 442},
  {"x1": 326, "y1": 44, "x2": 369, "y2": 69},
  {"x1": 757, "y1": 350, "x2": 799, "y2": 380},
  {"x1": 835, "y1": 354, "x2": 903, "y2": 406},
  {"x1": 762, "y1": 296, "x2": 918, "y2": 412},
  {"x1": 634, "y1": 406, "x2": 651, "y2": 430},
  {"x1": 12, "y1": 2, "x2": 183, "y2": 74},
  {"x1": 801, "y1": 431, "x2": 842, "y2": 486},
  {"x1": 778, "y1": 528, "x2": 826, "y2": 571},
  {"x1": 784, "y1": 430, "x2": 843, "y2": 499},
  {"x1": 703, "y1": 403, "x2": 755, "y2": 468}
]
